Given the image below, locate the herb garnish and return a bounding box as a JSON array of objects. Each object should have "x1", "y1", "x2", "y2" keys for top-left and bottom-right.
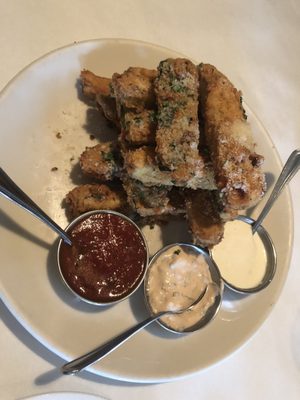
[{"x1": 101, "y1": 151, "x2": 114, "y2": 162}]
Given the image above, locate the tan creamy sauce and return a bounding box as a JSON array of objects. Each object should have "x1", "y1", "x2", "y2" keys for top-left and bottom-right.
[
  {"x1": 212, "y1": 220, "x2": 267, "y2": 289},
  {"x1": 146, "y1": 246, "x2": 217, "y2": 332}
]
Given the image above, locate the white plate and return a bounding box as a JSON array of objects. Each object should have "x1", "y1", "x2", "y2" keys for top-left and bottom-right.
[
  {"x1": 21, "y1": 392, "x2": 106, "y2": 400},
  {"x1": 0, "y1": 39, "x2": 293, "y2": 383}
]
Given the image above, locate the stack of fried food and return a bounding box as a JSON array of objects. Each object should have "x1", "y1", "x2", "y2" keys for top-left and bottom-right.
[{"x1": 65, "y1": 59, "x2": 266, "y2": 247}]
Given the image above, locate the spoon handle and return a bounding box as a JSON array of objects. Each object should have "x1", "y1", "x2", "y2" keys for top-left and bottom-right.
[
  {"x1": 61, "y1": 284, "x2": 209, "y2": 375},
  {"x1": 0, "y1": 168, "x2": 72, "y2": 245},
  {"x1": 252, "y1": 149, "x2": 300, "y2": 233},
  {"x1": 61, "y1": 312, "x2": 166, "y2": 375}
]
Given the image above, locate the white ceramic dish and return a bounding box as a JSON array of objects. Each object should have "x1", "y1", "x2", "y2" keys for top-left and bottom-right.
[
  {"x1": 21, "y1": 392, "x2": 107, "y2": 400},
  {"x1": 0, "y1": 39, "x2": 293, "y2": 383}
]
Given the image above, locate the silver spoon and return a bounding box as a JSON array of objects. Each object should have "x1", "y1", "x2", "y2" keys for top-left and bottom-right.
[
  {"x1": 252, "y1": 149, "x2": 300, "y2": 233},
  {"x1": 61, "y1": 284, "x2": 210, "y2": 375},
  {"x1": 144, "y1": 243, "x2": 223, "y2": 333},
  {"x1": 0, "y1": 168, "x2": 72, "y2": 245}
]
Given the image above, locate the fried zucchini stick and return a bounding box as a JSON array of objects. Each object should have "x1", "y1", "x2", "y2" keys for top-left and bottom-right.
[
  {"x1": 79, "y1": 142, "x2": 121, "y2": 181},
  {"x1": 80, "y1": 70, "x2": 118, "y2": 125},
  {"x1": 154, "y1": 59, "x2": 200, "y2": 181},
  {"x1": 80, "y1": 70, "x2": 111, "y2": 99},
  {"x1": 199, "y1": 63, "x2": 266, "y2": 211},
  {"x1": 123, "y1": 146, "x2": 216, "y2": 189},
  {"x1": 122, "y1": 178, "x2": 185, "y2": 217},
  {"x1": 185, "y1": 189, "x2": 224, "y2": 247},
  {"x1": 111, "y1": 67, "x2": 157, "y2": 113},
  {"x1": 65, "y1": 184, "x2": 128, "y2": 218}
]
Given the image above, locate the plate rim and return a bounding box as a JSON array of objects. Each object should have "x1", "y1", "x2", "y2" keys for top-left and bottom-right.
[
  {"x1": 20, "y1": 391, "x2": 107, "y2": 400},
  {"x1": 0, "y1": 37, "x2": 187, "y2": 96}
]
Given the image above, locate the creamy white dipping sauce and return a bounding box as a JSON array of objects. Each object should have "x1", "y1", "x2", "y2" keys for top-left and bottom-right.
[
  {"x1": 145, "y1": 245, "x2": 218, "y2": 332},
  {"x1": 212, "y1": 220, "x2": 267, "y2": 289}
]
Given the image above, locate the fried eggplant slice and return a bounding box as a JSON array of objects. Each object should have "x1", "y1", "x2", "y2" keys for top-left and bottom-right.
[
  {"x1": 185, "y1": 189, "x2": 224, "y2": 247},
  {"x1": 80, "y1": 70, "x2": 118, "y2": 124},
  {"x1": 123, "y1": 178, "x2": 170, "y2": 209},
  {"x1": 122, "y1": 178, "x2": 185, "y2": 217},
  {"x1": 79, "y1": 142, "x2": 121, "y2": 181},
  {"x1": 154, "y1": 59, "x2": 200, "y2": 180},
  {"x1": 123, "y1": 146, "x2": 173, "y2": 186},
  {"x1": 123, "y1": 146, "x2": 216, "y2": 189},
  {"x1": 111, "y1": 67, "x2": 157, "y2": 112},
  {"x1": 80, "y1": 70, "x2": 111, "y2": 100},
  {"x1": 199, "y1": 63, "x2": 266, "y2": 210},
  {"x1": 65, "y1": 184, "x2": 128, "y2": 218}
]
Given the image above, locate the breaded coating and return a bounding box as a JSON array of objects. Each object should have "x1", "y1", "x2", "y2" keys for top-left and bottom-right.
[
  {"x1": 123, "y1": 146, "x2": 216, "y2": 190},
  {"x1": 123, "y1": 146, "x2": 173, "y2": 186},
  {"x1": 122, "y1": 110, "x2": 156, "y2": 146},
  {"x1": 155, "y1": 59, "x2": 200, "y2": 178},
  {"x1": 79, "y1": 142, "x2": 121, "y2": 181},
  {"x1": 156, "y1": 100, "x2": 199, "y2": 168},
  {"x1": 111, "y1": 67, "x2": 157, "y2": 111},
  {"x1": 185, "y1": 189, "x2": 224, "y2": 247},
  {"x1": 122, "y1": 178, "x2": 185, "y2": 217},
  {"x1": 69, "y1": 60, "x2": 267, "y2": 249},
  {"x1": 65, "y1": 184, "x2": 128, "y2": 218},
  {"x1": 80, "y1": 70, "x2": 111, "y2": 99},
  {"x1": 80, "y1": 70, "x2": 118, "y2": 124},
  {"x1": 155, "y1": 58, "x2": 199, "y2": 100},
  {"x1": 123, "y1": 178, "x2": 170, "y2": 209},
  {"x1": 199, "y1": 63, "x2": 266, "y2": 210}
]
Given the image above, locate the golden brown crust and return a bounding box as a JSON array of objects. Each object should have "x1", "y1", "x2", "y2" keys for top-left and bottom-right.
[
  {"x1": 199, "y1": 63, "x2": 266, "y2": 210},
  {"x1": 111, "y1": 67, "x2": 157, "y2": 111},
  {"x1": 79, "y1": 142, "x2": 121, "y2": 181},
  {"x1": 122, "y1": 146, "x2": 172, "y2": 186},
  {"x1": 123, "y1": 146, "x2": 216, "y2": 189},
  {"x1": 80, "y1": 70, "x2": 118, "y2": 125},
  {"x1": 122, "y1": 110, "x2": 156, "y2": 146},
  {"x1": 185, "y1": 189, "x2": 224, "y2": 247},
  {"x1": 155, "y1": 59, "x2": 200, "y2": 179},
  {"x1": 80, "y1": 70, "x2": 111, "y2": 99},
  {"x1": 65, "y1": 184, "x2": 128, "y2": 218},
  {"x1": 71, "y1": 60, "x2": 266, "y2": 248},
  {"x1": 155, "y1": 58, "x2": 199, "y2": 100}
]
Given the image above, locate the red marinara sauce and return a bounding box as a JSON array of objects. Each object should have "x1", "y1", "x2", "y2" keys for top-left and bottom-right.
[{"x1": 58, "y1": 212, "x2": 148, "y2": 304}]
